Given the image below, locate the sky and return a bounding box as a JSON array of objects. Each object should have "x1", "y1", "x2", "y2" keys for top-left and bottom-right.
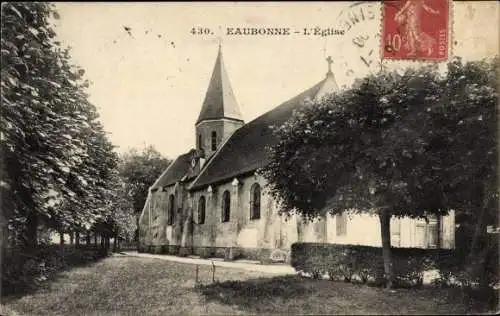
[{"x1": 53, "y1": 1, "x2": 499, "y2": 160}]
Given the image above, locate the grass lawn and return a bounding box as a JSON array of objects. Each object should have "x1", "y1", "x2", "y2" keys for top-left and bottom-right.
[{"x1": 1, "y1": 255, "x2": 494, "y2": 315}]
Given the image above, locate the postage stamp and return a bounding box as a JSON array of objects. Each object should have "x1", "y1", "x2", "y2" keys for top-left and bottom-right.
[{"x1": 382, "y1": 0, "x2": 450, "y2": 61}]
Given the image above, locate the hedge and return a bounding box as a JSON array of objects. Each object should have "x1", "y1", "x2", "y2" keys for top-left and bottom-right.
[
  {"x1": 2, "y1": 245, "x2": 108, "y2": 296},
  {"x1": 291, "y1": 242, "x2": 498, "y2": 290}
]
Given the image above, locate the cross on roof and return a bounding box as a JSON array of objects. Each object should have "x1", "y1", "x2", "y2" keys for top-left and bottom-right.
[
  {"x1": 217, "y1": 36, "x2": 222, "y2": 50},
  {"x1": 326, "y1": 56, "x2": 333, "y2": 73},
  {"x1": 217, "y1": 26, "x2": 223, "y2": 50}
]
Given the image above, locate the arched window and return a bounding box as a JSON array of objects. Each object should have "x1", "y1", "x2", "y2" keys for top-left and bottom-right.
[
  {"x1": 211, "y1": 131, "x2": 217, "y2": 151},
  {"x1": 221, "y1": 190, "x2": 230, "y2": 222},
  {"x1": 198, "y1": 196, "x2": 206, "y2": 224},
  {"x1": 198, "y1": 134, "x2": 202, "y2": 150},
  {"x1": 250, "y1": 183, "x2": 261, "y2": 220},
  {"x1": 168, "y1": 194, "x2": 175, "y2": 225}
]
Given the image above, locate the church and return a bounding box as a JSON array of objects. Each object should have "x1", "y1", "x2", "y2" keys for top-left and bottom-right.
[{"x1": 137, "y1": 46, "x2": 455, "y2": 262}]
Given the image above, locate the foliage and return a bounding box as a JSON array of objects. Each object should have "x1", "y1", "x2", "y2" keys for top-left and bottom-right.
[
  {"x1": 262, "y1": 56, "x2": 498, "y2": 220},
  {"x1": 261, "y1": 56, "x2": 499, "y2": 287},
  {"x1": 292, "y1": 242, "x2": 440, "y2": 287},
  {"x1": 1, "y1": 2, "x2": 121, "y2": 247},
  {"x1": 119, "y1": 145, "x2": 172, "y2": 214},
  {"x1": 92, "y1": 170, "x2": 136, "y2": 243},
  {"x1": 291, "y1": 242, "x2": 498, "y2": 292},
  {"x1": 430, "y1": 57, "x2": 499, "y2": 254},
  {"x1": 261, "y1": 64, "x2": 450, "y2": 220}
]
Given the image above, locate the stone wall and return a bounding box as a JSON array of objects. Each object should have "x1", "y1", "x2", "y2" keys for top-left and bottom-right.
[
  {"x1": 138, "y1": 175, "x2": 456, "y2": 257},
  {"x1": 190, "y1": 174, "x2": 274, "y2": 250}
]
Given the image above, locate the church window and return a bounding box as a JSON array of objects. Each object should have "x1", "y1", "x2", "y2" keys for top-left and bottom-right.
[
  {"x1": 198, "y1": 196, "x2": 206, "y2": 224},
  {"x1": 250, "y1": 183, "x2": 261, "y2": 220},
  {"x1": 221, "y1": 190, "x2": 230, "y2": 222},
  {"x1": 168, "y1": 194, "x2": 175, "y2": 225},
  {"x1": 211, "y1": 131, "x2": 217, "y2": 151},
  {"x1": 198, "y1": 134, "x2": 202, "y2": 150},
  {"x1": 336, "y1": 213, "x2": 347, "y2": 236}
]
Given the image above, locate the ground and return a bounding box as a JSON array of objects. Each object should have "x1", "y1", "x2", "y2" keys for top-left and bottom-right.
[{"x1": 1, "y1": 255, "x2": 492, "y2": 315}]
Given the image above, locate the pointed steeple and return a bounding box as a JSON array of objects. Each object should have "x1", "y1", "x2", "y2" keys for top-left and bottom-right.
[{"x1": 196, "y1": 46, "x2": 243, "y2": 125}]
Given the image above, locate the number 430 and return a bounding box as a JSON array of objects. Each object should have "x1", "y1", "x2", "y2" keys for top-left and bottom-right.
[{"x1": 191, "y1": 27, "x2": 213, "y2": 35}]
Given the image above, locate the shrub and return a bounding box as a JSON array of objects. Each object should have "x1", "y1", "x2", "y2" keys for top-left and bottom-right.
[
  {"x1": 291, "y1": 241, "x2": 499, "y2": 298},
  {"x1": 291, "y1": 243, "x2": 454, "y2": 288},
  {"x1": 434, "y1": 236, "x2": 498, "y2": 291}
]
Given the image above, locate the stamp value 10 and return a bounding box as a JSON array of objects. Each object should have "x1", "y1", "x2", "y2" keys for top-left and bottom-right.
[{"x1": 382, "y1": 0, "x2": 450, "y2": 61}]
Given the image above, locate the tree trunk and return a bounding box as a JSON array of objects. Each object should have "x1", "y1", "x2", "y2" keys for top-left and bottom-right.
[
  {"x1": 437, "y1": 216, "x2": 442, "y2": 249},
  {"x1": 105, "y1": 235, "x2": 110, "y2": 253},
  {"x1": 470, "y1": 185, "x2": 492, "y2": 255},
  {"x1": 94, "y1": 232, "x2": 98, "y2": 245},
  {"x1": 100, "y1": 234, "x2": 105, "y2": 249},
  {"x1": 69, "y1": 232, "x2": 74, "y2": 245},
  {"x1": 379, "y1": 211, "x2": 394, "y2": 289},
  {"x1": 86, "y1": 231, "x2": 91, "y2": 245},
  {"x1": 59, "y1": 232, "x2": 65, "y2": 245},
  {"x1": 0, "y1": 206, "x2": 9, "y2": 263},
  {"x1": 113, "y1": 230, "x2": 119, "y2": 252},
  {"x1": 25, "y1": 210, "x2": 38, "y2": 248},
  {"x1": 469, "y1": 206, "x2": 487, "y2": 256},
  {"x1": 467, "y1": 206, "x2": 489, "y2": 290},
  {"x1": 75, "y1": 232, "x2": 80, "y2": 246}
]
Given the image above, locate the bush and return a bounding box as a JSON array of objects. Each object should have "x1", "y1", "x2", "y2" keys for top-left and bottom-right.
[
  {"x1": 291, "y1": 241, "x2": 498, "y2": 297},
  {"x1": 291, "y1": 243, "x2": 455, "y2": 287},
  {"x1": 2, "y1": 245, "x2": 107, "y2": 296},
  {"x1": 436, "y1": 239, "x2": 498, "y2": 291}
]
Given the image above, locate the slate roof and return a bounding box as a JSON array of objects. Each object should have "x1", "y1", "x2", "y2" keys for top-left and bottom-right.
[
  {"x1": 150, "y1": 149, "x2": 200, "y2": 190},
  {"x1": 189, "y1": 72, "x2": 339, "y2": 190},
  {"x1": 196, "y1": 46, "x2": 243, "y2": 124}
]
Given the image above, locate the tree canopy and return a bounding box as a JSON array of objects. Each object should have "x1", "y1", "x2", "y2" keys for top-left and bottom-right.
[
  {"x1": 260, "y1": 56, "x2": 498, "y2": 287},
  {"x1": 118, "y1": 145, "x2": 172, "y2": 215},
  {"x1": 1, "y1": 2, "x2": 125, "y2": 248}
]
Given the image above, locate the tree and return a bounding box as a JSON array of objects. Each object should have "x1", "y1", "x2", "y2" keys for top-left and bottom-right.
[
  {"x1": 261, "y1": 57, "x2": 498, "y2": 288},
  {"x1": 427, "y1": 57, "x2": 499, "y2": 290},
  {"x1": 1, "y1": 2, "x2": 120, "y2": 248},
  {"x1": 118, "y1": 145, "x2": 171, "y2": 241},
  {"x1": 119, "y1": 145, "x2": 171, "y2": 214},
  {"x1": 98, "y1": 170, "x2": 136, "y2": 251}
]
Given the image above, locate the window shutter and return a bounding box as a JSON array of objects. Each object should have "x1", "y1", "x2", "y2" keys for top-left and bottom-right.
[{"x1": 336, "y1": 213, "x2": 347, "y2": 236}]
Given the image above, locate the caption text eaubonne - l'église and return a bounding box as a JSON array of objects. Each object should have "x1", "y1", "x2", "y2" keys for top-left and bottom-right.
[{"x1": 190, "y1": 27, "x2": 345, "y2": 37}]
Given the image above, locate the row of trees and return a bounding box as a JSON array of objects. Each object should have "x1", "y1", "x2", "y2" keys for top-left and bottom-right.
[
  {"x1": 1, "y1": 2, "x2": 170, "y2": 252},
  {"x1": 261, "y1": 57, "x2": 498, "y2": 288}
]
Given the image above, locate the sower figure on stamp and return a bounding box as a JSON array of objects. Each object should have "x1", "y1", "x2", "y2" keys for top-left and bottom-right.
[{"x1": 394, "y1": 0, "x2": 440, "y2": 57}]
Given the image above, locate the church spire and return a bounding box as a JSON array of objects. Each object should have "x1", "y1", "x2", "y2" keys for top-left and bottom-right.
[{"x1": 196, "y1": 45, "x2": 243, "y2": 125}]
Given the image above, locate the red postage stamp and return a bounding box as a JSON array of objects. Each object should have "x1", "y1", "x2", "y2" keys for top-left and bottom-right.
[{"x1": 382, "y1": 0, "x2": 450, "y2": 61}]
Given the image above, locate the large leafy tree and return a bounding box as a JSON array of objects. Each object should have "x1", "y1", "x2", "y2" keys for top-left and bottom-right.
[
  {"x1": 261, "y1": 57, "x2": 498, "y2": 288},
  {"x1": 92, "y1": 169, "x2": 136, "y2": 250},
  {"x1": 119, "y1": 145, "x2": 171, "y2": 214},
  {"x1": 428, "y1": 58, "x2": 498, "y2": 290},
  {"x1": 1, "y1": 2, "x2": 120, "y2": 248},
  {"x1": 434, "y1": 57, "x2": 498, "y2": 252}
]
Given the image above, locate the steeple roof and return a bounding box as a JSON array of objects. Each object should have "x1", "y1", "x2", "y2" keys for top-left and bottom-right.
[
  {"x1": 190, "y1": 69, "x2": 339, "y2": 190},
  {"x1": 196, "y1": 46, "x2": 243, "y2": 125}
]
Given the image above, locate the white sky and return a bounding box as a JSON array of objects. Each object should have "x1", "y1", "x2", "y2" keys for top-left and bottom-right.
[{"x1": 53, "y1": 1, "x2": 498, "y2": 160}]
